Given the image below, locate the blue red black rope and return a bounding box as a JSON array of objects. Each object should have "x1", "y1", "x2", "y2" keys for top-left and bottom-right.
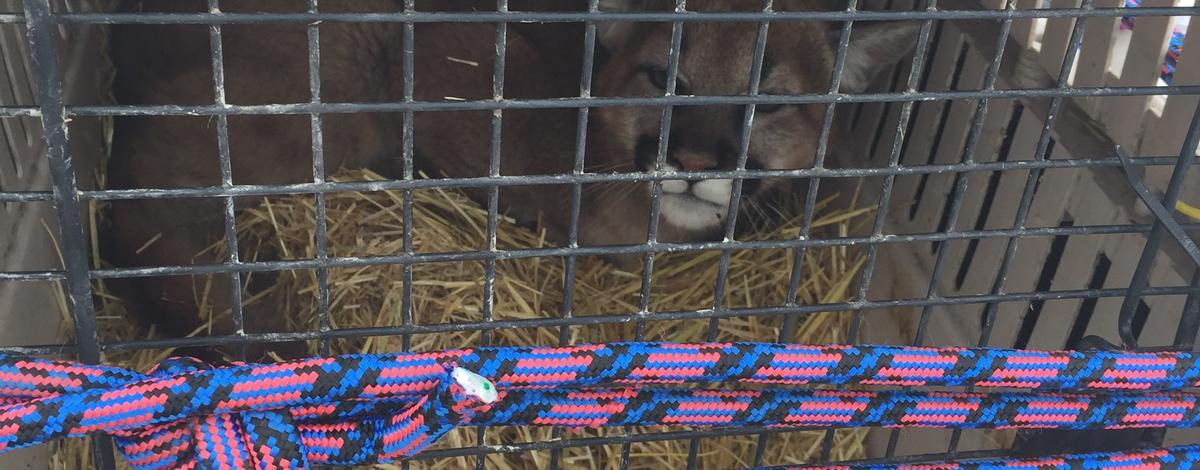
[{"x1": 0, "y1": 342, "x2": 1197, "y2": 469}]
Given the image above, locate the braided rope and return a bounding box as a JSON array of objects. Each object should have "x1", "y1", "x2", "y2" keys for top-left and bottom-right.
[
  {"x1": 291, "y1": 388, "x2": 1200, "y2": 466},
  {"x1": 2, "y1": 342, "x2": 1198, "y2": 469},
  {"x1": 761, "y1": 445, "x2": 1200, "y2": 470}
]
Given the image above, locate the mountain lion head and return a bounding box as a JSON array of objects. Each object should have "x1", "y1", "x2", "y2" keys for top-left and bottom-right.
[{"x1": 579, "y1": 0, "x2": 919, "y2": 246}]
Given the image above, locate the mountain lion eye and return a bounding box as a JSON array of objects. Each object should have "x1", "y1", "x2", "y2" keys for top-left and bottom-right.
[
  {"x1": 756, "y1": 102, "x2": 785, "y2": 113},
  {"x1": 643, "y1": 66, "x2": 691, "y2": 94},
  {"x1": 645, "y1": 67, "x2": 670, "y2": 90}
]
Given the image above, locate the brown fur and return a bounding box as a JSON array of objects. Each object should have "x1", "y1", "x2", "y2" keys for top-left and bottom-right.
[{"x1": 105, "y1": 0, "x2": 916, "y2": 360}]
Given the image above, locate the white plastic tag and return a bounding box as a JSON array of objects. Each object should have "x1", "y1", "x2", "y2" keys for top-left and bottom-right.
[{"x1": 451, "y1": 367, "x2": 499, "y2": 404}]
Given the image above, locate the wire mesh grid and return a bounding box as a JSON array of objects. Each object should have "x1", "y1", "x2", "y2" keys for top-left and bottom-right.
[{"x1": 1, "y1": 0, "x2": 1200, "y2": 469}]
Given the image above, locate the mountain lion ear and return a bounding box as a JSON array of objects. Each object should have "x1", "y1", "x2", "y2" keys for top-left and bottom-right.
[
  {"x1": 596, "y1": 0, "x2": 643, "y2": 51},
  {"x1": 837, "y1": 22, "x2": 922, "y2": 93}
]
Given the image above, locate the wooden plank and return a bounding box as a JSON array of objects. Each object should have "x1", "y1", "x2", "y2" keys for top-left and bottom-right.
[
  {"x1": 936, "y1": 99, "x2": 1016, "y2": 296},
  {"x1": 1072, "y1": 0, "x2": 1124, "y2": 116},
  {"x1": 945, "y1": 4, "x2": 1160, "y2": 257},
  {"x1": 1139, "y1": 258, "x2": 1188, "y2": 348},
  {"x1": 1099, "y1": 0, "x2": 1178, "y2": 149},
  {"x1": 1021, "y1": 143, "x2": 1077, "y2": 229},
  {"x1": 890, "y1": 27, "x2": 967, "y2": 205},
  {"x1": 854, "y1": 0, "x2": 918, "y2": 171},
  {"x1": 923, "y1": 299, "x2": 988, "y2": 347},
  {"x1": 1070, "y1": 169, "x2": 1190, "y2": 349},
  {"x1": 954, "y1": 105, "x2": 1043, "y2": 299},
  {"x1": 1037, "y1": 0, "x2": 1084, "y2": 76},
  {"x1": 1073, "y1": 166, "x2": 1190, "y2": 347},
  {"x1": 986, "y1": 297, "x2": 1029, "y2": 347},
  {"x1": 1009, "y1": 0, "x2": 1043, "y2": 46},
  {"x1": 1024, "y1": 173, "x2": 1113, "y2": 349},
  {"x1": 983, "y1": 141, "x2": 1077, "y2": 347},
  {"x1": 907, "y1": 50, "x2": 990, "y2": 236},
  {"x1": 1138, "y1": 24, "x2": 1200, "y2": 197},
  {"x1": 1082, "y1": 207, "x2": 1141, "y2": 342}
]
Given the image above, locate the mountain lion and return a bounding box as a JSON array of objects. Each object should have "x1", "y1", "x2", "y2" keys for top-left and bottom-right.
[{"x1": 105, "y1": 0, "x2": 918, "y2": 359}]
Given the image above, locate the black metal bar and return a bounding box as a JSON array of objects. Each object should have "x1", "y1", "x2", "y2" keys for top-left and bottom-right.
[
  {"x1": 547, "y1": 11, "x2": 599, "y2": 470},
  {"x1": 1116, "y1": 146, "x2": 1200, "y2": 269},
  {"x1": 47, "y1": 6, "x2": 1200, "y2": 25},
  {"x1": 6, "y1": 2, "x2": 1200, "y2": 466},
  {"x1": 206, "y1": 0, "x2": 247, "y2": 361},
  {"x1": 778, "y1": 0, "x2": 859, "y2": 345},
  {"x1": 546, "y1": 32, "x2": 601, "y2": 470},
  {"x1": 57, "y1": 155, "x2": 1198, "y2": 202},
  {"x1": 400, "y1": 0, "x2": 416, "y2": 353},
  {"x1": 474, "y1": 2, "x2": 509, "y2": 464},
  {"x1": 414, "y1": 424, "x2": 857, "y2": 463},
  {"x1": 0, "y1": 271, "x2": 65, "y2": 281},
  {"x1": 479, "y1": 0, "x2": 509, "y2": 350},
  {"x1": 849, "y1": 0, "x2": 938, "y2": 344},
  {"x1": 21, "y1": 0, "x2": 116, "y2": 467},
  {"x1": 1117, "y1": 104, "x2": 1200, "y2": 349},
  {"x1": 633, "y1": 0, "x2": 686, "y2": 341},
  {"x1": 709, "y1": 0, "x2": 772, "y2": 324},
  {"x1": 770, "y1": 0, "x2": 860, "y2": 464},
  {"x1": 4, "y1": 85, "x2": 1197, "y2": 118},
  {"x1": 626, "y1": 4, "x2": 687, "y2": 466},
  {"x1": 415, "y1": 430, "x2": 1007, "y2": 464},
  {"x1": 0, "y1": 106, "x2": 38, "y2": 116},
  {"x1": 975, "y1": 8, "x2": 1092, "y2": 349},
  {"x1": 1176, "y1": 266, "x2": 1200, "y2": 349},
  {"x1": 916, "y1": 0, "x2": 1012, "y2": 340},
  {"x1": 4, "y1": 85, "x2": 1198, "y2": 119},
  {"x1": 755, "y1": 449, "x2": 1015, "y2": 470},
  {"x1": 695, "y1": 5, "x2": 773, "y2": 465},
  {"x1": 710, "y1": 0, "x2": 768, "y2": 323},
  {"x1": 862, "y1": 0, "x2": 942, "y2": 457},
  {"x1": 556, "y1": 0, "x2": 600, "y2": 347},
  {"x1": 5, "y1": 282, "x2": 1198, "y2": 357},
  {"x1": 1, "y1": 220, "x2": 1177, "y2": 283},
  {"x1": 0, "y1": 221, "x2": 1185, "y2": 282},
  {"x1": 306, "y1": 0, "x2": 332, "y2": 357},
  {"x1": 0, "y1": 191, "x2": 53, "y2": 202},
  {"x1": 398, "y1": 2, "x2": 417, "y2": 467},
  {"x1": 924, "y1": 0, "x2": 1016, "y2": 456}
]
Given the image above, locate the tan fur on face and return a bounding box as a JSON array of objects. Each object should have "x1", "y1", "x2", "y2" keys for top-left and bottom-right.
[{"x1": 584, "y1": 0, "x2": 845, "y2": 245}]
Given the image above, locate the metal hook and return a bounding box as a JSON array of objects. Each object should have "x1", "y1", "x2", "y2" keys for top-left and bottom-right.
[{"x1": 1115, "y1": 145, "x2": 1200, "y2": 269}]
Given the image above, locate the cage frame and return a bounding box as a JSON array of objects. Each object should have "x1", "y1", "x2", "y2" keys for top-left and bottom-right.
[{"x1": 1, "y1": 0, "x2": 1200, "y2": 469}]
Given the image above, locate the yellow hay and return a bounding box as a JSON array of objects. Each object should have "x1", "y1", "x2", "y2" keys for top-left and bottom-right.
[{"x1": 59, "y1": 169, "x2": 873, "y2": 470}]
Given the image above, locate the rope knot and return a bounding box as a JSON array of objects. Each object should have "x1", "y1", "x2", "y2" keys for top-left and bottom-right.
[
  {"x1": 311, "y1": 364, "x2": 499, "y2": 465},
  {"x1": 114, "y1": 358, "x2": 497, "y2": 469}
]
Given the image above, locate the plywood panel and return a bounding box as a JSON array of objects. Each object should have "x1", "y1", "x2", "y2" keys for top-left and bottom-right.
[{"x1": 1099, "y1": 0, "x2": 1179, "y2": 149}]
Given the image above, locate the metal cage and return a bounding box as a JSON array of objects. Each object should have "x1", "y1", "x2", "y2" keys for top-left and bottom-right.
[{"x1": 2, "y1": 0, "x2": 1200, "y2": 468}]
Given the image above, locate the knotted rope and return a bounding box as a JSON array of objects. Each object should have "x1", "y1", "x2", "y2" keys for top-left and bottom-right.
[{"x1": 2, "y1": 342, "x2": 1199, "y2": 469}]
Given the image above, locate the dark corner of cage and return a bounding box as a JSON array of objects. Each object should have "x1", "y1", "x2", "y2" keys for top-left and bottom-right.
[{"x1": 1011, "y1": 429, "x2": 1167, "y2": 458}]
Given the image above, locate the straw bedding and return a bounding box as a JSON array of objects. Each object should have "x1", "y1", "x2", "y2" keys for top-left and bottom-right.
[{"x1": 55, "y1": 169, "x2": 874, "y2": 470}]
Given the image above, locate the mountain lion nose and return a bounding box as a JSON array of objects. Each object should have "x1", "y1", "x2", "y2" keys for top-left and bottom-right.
[{"x1": 672, "y1": 151, "x2": 718, "y2": 172}]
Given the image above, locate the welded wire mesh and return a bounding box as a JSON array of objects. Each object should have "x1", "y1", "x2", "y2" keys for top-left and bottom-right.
[{"x1": 1, "y1": 1, "x2": 1200, "y2": 469}]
